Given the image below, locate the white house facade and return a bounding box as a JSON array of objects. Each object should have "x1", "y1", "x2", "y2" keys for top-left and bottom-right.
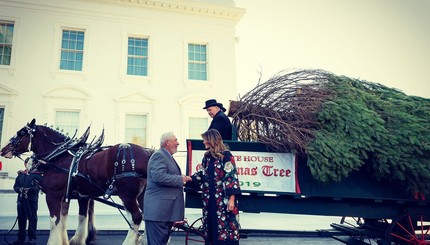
[{"x1": 0, "y1": 0, "x2": 245, "y2": 177}]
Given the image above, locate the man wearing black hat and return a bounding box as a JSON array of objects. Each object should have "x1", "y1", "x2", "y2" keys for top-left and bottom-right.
[{"x1": 203, "y1": 99, "x2": 233, "y2": 140}]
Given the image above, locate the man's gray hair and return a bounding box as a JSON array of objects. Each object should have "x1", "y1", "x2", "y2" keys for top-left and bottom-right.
[{"x1": 160, "y1": 131, "x2": 175, "y2": 146}]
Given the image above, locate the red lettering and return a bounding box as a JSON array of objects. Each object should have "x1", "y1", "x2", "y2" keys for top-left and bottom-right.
[
  {"x1": 241, "y1": 155, "x2": 276, "y2": 163},
  {"x1": 237, "y1": 167, "x2": 258, "y2": 176},
  {"x1": 262, "y1": 165, "x2": 273, "y2": 176},
  {"x1": 261, "y1": 165, "x2": 292, "y2": 177}
]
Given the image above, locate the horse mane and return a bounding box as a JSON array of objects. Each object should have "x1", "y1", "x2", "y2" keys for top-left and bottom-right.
[{"x1": 37, "y1": 124, "x2": 72, "y2": 145}]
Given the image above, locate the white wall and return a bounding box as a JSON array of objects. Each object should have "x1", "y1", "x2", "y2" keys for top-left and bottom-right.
[{"x1": 0, "y1": 0, "x2": 245, "y2": 178}]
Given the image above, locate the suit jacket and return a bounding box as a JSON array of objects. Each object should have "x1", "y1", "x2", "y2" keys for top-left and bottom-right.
[
  {"x1": 209, "y1": 110, "x2": 233, "y2": 140},
  {"x1": 143, "y1": 147, "x2": 185, "y2": 222}
]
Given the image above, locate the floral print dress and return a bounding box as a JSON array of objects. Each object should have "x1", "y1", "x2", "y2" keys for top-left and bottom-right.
[{"x1": 192, "y1": 150, "x2": 241, "y2": 244}]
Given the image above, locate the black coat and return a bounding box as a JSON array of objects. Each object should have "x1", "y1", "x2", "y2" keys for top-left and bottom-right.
[
  {"x1": 209, "y1": 110, "x2": 233, "y2": 140},
  {"x1": 13, "y1": 171, "x2": 42, "y2": 202},
  {"x1": 13, "y1": 171, "x2": 43, "y2": 241}
]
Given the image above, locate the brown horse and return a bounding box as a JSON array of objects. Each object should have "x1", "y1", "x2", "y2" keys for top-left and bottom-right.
[{"x1": 0, "y1": 119, "x2": 153, "y2": 245}]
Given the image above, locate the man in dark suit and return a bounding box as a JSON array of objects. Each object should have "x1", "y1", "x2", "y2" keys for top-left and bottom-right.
[
  {"x1": 13, "y1": 160, "x2": 42, "y2": 245},
  {"x1": 143, "y1": 132, "x2": 192, "y2": 245},
  {"x1": 203, "y1": 99, "x2": 233, "y2": 140}
]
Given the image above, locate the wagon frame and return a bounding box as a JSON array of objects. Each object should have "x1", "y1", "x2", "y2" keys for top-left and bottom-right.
[{"x1": 184, "y1": 139, "x2": 430, "y2": 245}]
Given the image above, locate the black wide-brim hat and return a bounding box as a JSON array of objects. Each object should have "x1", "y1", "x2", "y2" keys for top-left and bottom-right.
[{"x1": 203, "y1": 99, "x2": 226, "y2": 112}]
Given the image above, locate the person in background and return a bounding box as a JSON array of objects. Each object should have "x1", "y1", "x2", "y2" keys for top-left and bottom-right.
[
  {"x1": 203, "y1": 99, "x2": 233, "y2": 140},
  {"x1": 188, "y1": 129, "x2": 241, "y2": 244},
  {"x1": 143, "y1": 132, "x2": 192, "y2": 245},
  {"x1": 12, "y1": 159, "x2": 43, "y2": 245}
]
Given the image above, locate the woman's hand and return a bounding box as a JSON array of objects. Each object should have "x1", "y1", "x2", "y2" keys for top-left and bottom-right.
[{"x1": 227, "y1": 195, "x2": 235, "y2": 211}]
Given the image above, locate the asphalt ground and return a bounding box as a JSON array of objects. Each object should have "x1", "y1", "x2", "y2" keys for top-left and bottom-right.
[
  {"x1": 0, "y1": 192, "x2": 348, "y2": 244},
  {"x1": 1, "y1": 229, "x2": 343, "y2": 245}
]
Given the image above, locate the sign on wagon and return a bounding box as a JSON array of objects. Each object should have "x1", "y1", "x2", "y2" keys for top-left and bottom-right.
[{"x1": 188, "y1": 150, "x2": 296, "y2": 194}]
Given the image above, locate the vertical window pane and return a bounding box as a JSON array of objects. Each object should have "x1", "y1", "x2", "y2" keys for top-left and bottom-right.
[
  {"x1": 0, "y1": 21, "x2": 14, "y2": 66},
  {"x1": 55, "y1": 111, "x2": 80, "y2": 137},
  {"x1": 60, "y1": 29, "x2": 85, "y2": 71},
  {"x1": 125, "y1": 114, "x2": 147, "y2": 147},
  {"x1": 188, "y1": 43, "x2": 207, "y2": 81},
  {"x1": 188, "y1": 117, "x2": 208, "y2": 139},
  {"x1": 127, "y1": 37, "x2": 148, "y2": 76}
]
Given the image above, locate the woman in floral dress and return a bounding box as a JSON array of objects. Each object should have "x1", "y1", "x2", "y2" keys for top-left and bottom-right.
[{"x1": 190, "y1": 129, "x2": 241, "y2": 244}]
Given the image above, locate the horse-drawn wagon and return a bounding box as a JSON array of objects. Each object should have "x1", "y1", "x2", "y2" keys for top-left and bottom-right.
[
  {"x1": 180, "y1": 69, "x2": 430, "y2": 245},
  {"x1": 184, "y1": 139, "x2": 430, "y2": 245},
  {"x1": 1, "y1": 117, "x2": 428, "y2": 245}
]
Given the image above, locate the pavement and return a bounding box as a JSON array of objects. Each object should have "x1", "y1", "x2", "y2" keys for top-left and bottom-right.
[
  {"x1": 0, "y1": 187, "x2": 344, "y2": 232},
  {"x1": 0, "y1": 177, "x2": 346, "y2": 244},
  {"x1": 0, "y1": 229, "x2": 343, "y2": 245},
  {"x1": 0, "y1": 210, "x2": 345, "y2": 244},
  {"x1": 0, "y1": 199, "x2": 346, "y2": 244}
]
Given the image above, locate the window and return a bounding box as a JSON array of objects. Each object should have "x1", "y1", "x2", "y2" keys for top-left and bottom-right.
[
  {"x1": 188, "y1": 44, "x2": 207, "y2": 80},
  {"x1": 127, "y1": 37, "x2": 148, "y2": 76},
  {"x1": 55, "y1": 111, "x2": 80, "y2": 137},
  {"x1": 188, "y1": 117, "x2": 208, "y2": 139},
  {"x1": 0, "y1": 20, "x2": 14, "y2": 66},
  {"x1": 0, "y1": 108, "x2": 4, "y2": 145},
  {"x1": 125, "y1": 114, "x2": 147, "y2": 147},
  {"x1": 60, "y1": 29, "x2": 85, "y2": 71}
]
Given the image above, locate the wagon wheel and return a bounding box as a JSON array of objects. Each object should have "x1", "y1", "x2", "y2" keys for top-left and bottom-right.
[
  {"x1": 385, "y1": 212, "x2": 430, "y2": 245},
  {"x1": 185, "y1": 217, "x2": 205, "y2": 245}
]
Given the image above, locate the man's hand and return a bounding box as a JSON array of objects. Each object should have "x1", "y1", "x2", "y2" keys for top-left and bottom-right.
[{"x1": 182, "y1": 175, "x2": 192, "y2": 185}]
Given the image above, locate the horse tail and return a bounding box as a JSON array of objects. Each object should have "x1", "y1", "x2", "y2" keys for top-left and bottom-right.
[{"x1": 137, "y1": 179, "x2": 147, "y2": 212}]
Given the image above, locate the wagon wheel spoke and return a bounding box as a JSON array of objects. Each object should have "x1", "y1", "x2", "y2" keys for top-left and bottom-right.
[{"x1": 386, "y1": 212, "x2": 430, "y2": 245}]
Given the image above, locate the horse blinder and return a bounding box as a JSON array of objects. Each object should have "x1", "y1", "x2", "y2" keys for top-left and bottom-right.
[{"x1": 9, "y1": 125, "x2": 36, "y2": 155}]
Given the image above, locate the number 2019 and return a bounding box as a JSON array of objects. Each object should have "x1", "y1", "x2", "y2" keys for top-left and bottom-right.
[{"x1": 239, "y1": 181, "x2": 261, "y2": 187}]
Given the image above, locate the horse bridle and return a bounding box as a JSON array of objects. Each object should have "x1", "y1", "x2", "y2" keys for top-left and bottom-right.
[{"x1": 9, "y1": 124, "x2": 36, "y2": 159}]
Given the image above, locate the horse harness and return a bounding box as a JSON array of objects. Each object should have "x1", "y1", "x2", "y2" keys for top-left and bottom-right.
[
  {"x1": 8, "y1": 121, "x2": 148, "y2": 235},
  {"x1": 53, "y1": 143, "x2": 142, "y2": 202},
  {"x1": 21, "y1": 125, "x2": 143, "y2": 203},
  {"x1": 103, "y1": 143, "x2": 143, "y2": 199}
]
